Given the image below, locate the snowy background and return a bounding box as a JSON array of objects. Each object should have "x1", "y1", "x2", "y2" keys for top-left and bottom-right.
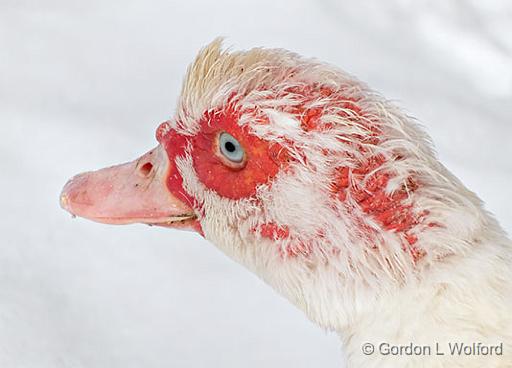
[{"x1": 1, "y1": 0, "x2": 511, "y2": 367}]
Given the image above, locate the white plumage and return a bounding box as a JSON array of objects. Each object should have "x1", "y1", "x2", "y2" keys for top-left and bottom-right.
[{"x1": 62, "y1": 39, "x2": 512, "y2": 367}]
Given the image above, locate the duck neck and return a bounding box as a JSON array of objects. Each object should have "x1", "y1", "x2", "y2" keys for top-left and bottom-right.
[{"x1": 337, "y1": 235, "x2": 512, "y2": 368}]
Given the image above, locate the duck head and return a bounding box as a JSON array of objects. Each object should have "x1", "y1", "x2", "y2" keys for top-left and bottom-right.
[{"x1": 61, "y1": 39, "x2": 484, "y2": 330}]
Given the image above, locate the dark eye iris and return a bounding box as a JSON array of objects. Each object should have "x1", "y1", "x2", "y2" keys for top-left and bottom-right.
[{"x1": 219, "y1": 132, "x2": 245, "y2": 163}]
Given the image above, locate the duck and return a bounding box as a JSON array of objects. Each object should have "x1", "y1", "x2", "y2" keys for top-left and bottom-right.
[{"x1": 60, "y1": 39, "x2": 512, "y2": 368}]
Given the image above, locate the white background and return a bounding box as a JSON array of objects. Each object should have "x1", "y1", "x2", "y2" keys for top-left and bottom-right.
[{"x1": 1, "y1": 1, "x2": 511, "y2": 367}]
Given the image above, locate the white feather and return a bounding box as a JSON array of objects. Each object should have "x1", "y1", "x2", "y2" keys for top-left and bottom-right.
[{"x1": 168, "y1": 40, "x2": 512, "y2": 367}]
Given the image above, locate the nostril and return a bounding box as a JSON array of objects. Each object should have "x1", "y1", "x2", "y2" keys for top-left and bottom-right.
[{"x1": 139, "y1": 162, "x2": 154, "y2": 177}]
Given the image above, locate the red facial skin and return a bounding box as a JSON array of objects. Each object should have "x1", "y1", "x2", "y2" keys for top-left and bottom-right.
[
  {"x1": 156, "y1": 125, "x2": 204, "y2": 235},
  {"x1": 158, "y1": 109, "x2": 289, "y2": 200},
  {"x1": 192, "y1": 110, "x2": 285, "y2": 199},
  {"x1": 157, "y1": 109, "x2": 289, "y2": 236},
  {"x1": 157, "y1": 86, "x2": 428, "y2": 262}
]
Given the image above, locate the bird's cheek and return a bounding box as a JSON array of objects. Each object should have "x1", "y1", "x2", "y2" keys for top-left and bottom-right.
[
  {"x1": 159, "y1": 131, "x2": 205, "y2": 235},
  {"x1": 160, "y1": 131, "x2": 197, "y2": 206}
]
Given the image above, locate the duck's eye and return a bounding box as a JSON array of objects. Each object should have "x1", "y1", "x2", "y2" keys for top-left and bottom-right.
[{"x1": 218, "y1": 132, "x2": 245, "y2": 164}]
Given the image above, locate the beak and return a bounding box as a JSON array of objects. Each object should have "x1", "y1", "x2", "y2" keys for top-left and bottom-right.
[{"x1": 60, "y1": 145, "x2": 196, "y2": 228}]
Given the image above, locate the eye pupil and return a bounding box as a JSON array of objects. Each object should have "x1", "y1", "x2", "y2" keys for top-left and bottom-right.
[{"x1": 224, "y1": 141, "x2": 236, "y2": 153}]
